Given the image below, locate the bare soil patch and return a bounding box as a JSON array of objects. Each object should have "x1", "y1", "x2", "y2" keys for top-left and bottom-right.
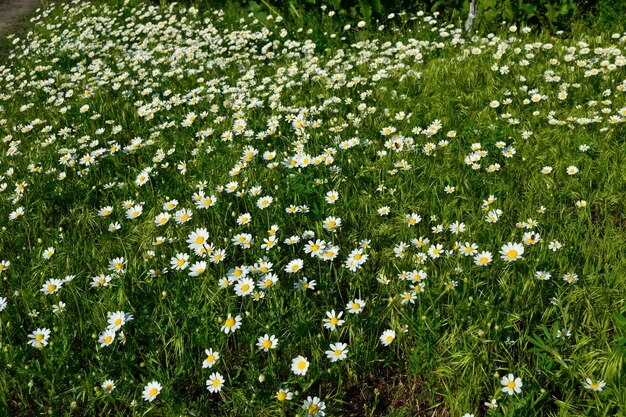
[{"x1": 0, "y1": 0, "x2": 42, "y2": 33}]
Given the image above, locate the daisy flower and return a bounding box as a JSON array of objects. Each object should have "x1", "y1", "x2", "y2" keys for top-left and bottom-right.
[
  {"x1": 484, "y1": 398, "x2": 498, "y2": 409},
  {"x1": 566, "y1": 166, "x2": 579, "y2": 175},
  {"x1": 284, "y1": 258, "x2": 304, "y2": 273},
  {"x1": 535, "y1": 271, "x2": 551, "y2": 281},
  {"x1": 380, "y1": 329, "x2": 395, "y2": 346},
  {"x1": 257, "y1": 196, "x2": 273, "y2": 209},
  {"x1": 203, "y1": 348, "x2": 220, "y2": 368},
  {"x1": 234, "y1": 278, "x2": 255, "y2": 296},
  {"x1": 501, "y1": 373, "x2": 523, "y2": 395},
  {"x1": 187, "y1": 228, "x2": 210, "y2": 250},
  {"x1": 206, "y1": 372, "x2": 224, "y2": 393},
  {"x1": 326, "y1": 342, "x2": 348, "y2": 362},
  {"x1": 548, "y1": 241, "x2": 562, "y2": 251},
  {"x1": 188, "y1": 261, "x2": 207, "y2": 277},
  {"x1": 583, "y1": 378, "x2": 606, "y2": 392},
  {"x1": 499, "y1": 242, "x2": 524, "y2": 262},
  {"x1": 302, "y1": 396, "x2": 326, "y2": 417},
  {"x1": 108, "y1": 222, "x2": 121, "y2": 232},
  {"x1": 99, "y1": 329, "x2": 117, "y2": 347},
  {"x1": 276, "y1": 388, "x2": 293, "y2": 402},
  {"x1": 322, "y1": 216, "x2": 341, "y2": 232},
  {"x1": 406, "y1": 213, "x2": 421, "y2": 226},
  {"x1": 323, "y1": 310, "x2": 345, "y2": 330},
  {"x1": 346, "y1": 298, "x2": 366, "y2": 314},
  {"x1": 125, "y1": 204, "x2": 143, "y2": 219},
  {"x1": 162, "y1": 199, "x2": 178, "y2": 211},
  {"x1": 221, "y1": 314, "x2": 242, "y2": 334},
  {"x1": 174, "y1": 208, "x2": 193, "y2": 224},
  {"x1": 257, "y1": 334, "x2": 279, "y2": 352},
  {"x1": 52, "y1": 301, "x2": 66, "y2": 314},
  {"x1": 40, "y1": 278, "x2": 63, "y2": 295},
  {"x1": 108, "y1": 257, "x2": 126, "y2": 274},
  {"x1": 142, "y1": 381, "x2": 162, "y2": 402},
  {"x1": 377, "y1": 206, "x2": 390, "y2": 216},
  {"x1": 91, "y1": 274, "x2": 112, "y2": 288},
  {"x1": 98, "y1": 206, "x2": 113, "y2": 217},
  {"x1": 325, "y1": 190, "x2": 339, "y2": 204},
  {"x1": 42, "y1": 247, "x2": 55, "y2": 259},
  {"x1": 291, "y1": 356, "x2": 310, "y2": 376},
  {"x1": 236, "y1": 213, "x2": 252, "y2": 226},
  {"x1": 295, "y1": 277, "x2": 316, "y2": 291},
  {"x1": 102, "y1": 379, "x2": 116, "y2": 394},
  {"x1": 154, "y1": 212, "x2": 171, "y2": 226},
  {"x1": 170, "y1": 253, "x2": 190, "y2": 270},
  {"x1": 28, "y1": 328, "x2": 51, "y2": 349}
]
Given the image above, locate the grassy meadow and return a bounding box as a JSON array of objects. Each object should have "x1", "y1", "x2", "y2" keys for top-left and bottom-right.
[{"x1": 0, "y1": 0, "x2": 625, "y2": 416}]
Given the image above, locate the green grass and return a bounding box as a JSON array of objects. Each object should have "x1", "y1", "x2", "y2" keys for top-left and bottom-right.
[{"x1": 0, "y1": 1, "x2": 625, "y2": 416}]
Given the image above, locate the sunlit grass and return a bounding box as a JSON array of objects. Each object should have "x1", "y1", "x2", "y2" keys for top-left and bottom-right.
[{"x1": 0, "y1": 1, "x2": 624, "y2": 416}]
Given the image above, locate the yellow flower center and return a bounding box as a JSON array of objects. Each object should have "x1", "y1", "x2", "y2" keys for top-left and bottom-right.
[
  {"x1": 334, "y1": 349, "x2": 342, "y2": 356},
  {"x1": 507, "y1": 249, "x2": 518, "y2": 259},
  {"x1": 195, "y1": 236, "x2": 205, "y2": 245},
  {"x1": 352, "y1": 303, "x2": 360, "y2": 310},
  {"x1": 47, "y1": 284, "x2": 57, "y2": 292},
  {"x1": 507, "y1": 381, "x2": 516, "y2": 389},
  {"x1": 354, "y1": 253, "x2": 362, "y2": 260},
  {"x1": 177, "y1": 259, "x2": 185, "y2": 266},
  {"x1": 262, "y1": 340, "x2": 272, "y2": 349},
  {"x1": 104, "y1": 335, "x2": 112, "y2": 344},
  {"x1": 225, "y1": 318, "x2": 235, "y2": 328},
  {"x1": 309, "y1": 404, "x2": 319, "y2": 414},
  {"x1": 276, "y1": 392, "x2": 287, "y2": 401},
  {"x1": 241, "y1": 284, "x2": 250, "y2": 292},
  {"x1": 114, "y1": 318, "x2": 122, "y2": 326},
  {"x1": 480, "y1": 257, "x2": 489, "y2": 264},
  {"x1": 298, "y1": 360, "x2": 307, "y2": 370},
  {"x1": 181, "y1": 213, "x2": 189, "y2": 221},
  {"x1": 212, "y1": 378, "x2": 221, "y2": 387},
  {"x1": 35, "y1": 334, "x2": 44, "y2": 341},
  {"x1": 149, "y1": 388, "x2": 158, "y2": 397},
  {"x1": 330, "y1": 317, "x2": 338, "y2": 325}
]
